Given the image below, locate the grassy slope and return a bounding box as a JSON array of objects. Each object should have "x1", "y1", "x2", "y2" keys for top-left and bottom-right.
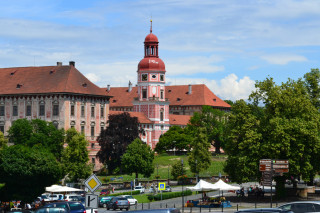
[{"x1": 98, "y1": 154, "x2": 227, "y2": 183}]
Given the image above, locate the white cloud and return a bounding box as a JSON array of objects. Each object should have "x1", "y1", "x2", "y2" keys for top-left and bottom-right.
[
  {"x1": 261, "y1": 54, "x2": 308, "y2": 65},
  {"x1": 85, "y1": 73, "x2": 100, "y2": 83},
  {"x1": 166, "y1": 74, "x2": 255, "y2": 101}
]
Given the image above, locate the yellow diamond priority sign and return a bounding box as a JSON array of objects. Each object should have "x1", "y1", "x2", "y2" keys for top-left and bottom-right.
[{"x1": 84, "y1": 174, "x2": 102, "y2": 193}]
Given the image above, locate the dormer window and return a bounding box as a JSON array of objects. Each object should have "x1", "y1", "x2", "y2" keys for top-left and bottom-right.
[
  {"x1": 16, "y1": 84, "x2": 22, "y2": 89},
  {"x1": 177, "y1": 98, "x2": 181, "y2": 101},
  {"x1": 213, "y1": 99, "x2": 216, "y2": 102},
  {"x1": 82, "y1": 83, "x2": 87, "y2": 88}
]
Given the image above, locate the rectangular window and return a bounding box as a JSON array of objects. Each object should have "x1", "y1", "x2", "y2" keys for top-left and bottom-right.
[
  {"x1": 0, "y1": 106, "x2": 4, "y2": 116},
  {"x1": 39, "y1": 104, "x2": 45, "y2": 116},
  {"x1": 12, "y1": 105, "x2": 18, "y2": 116},
  {"x1": 81, "y1": 126, "x2": 85, "y2": 134},
  {"x1": 26, "y1": 105, "x2": 32, "y2": 116},
  {"x1": 160, "y1": 74, "x2": 164, "y2": 81},
  {"x1": 92, "y1": 158, "x2": 95, "y2": 164},
  {"x1": 160, "y1": 90, "x2": 164, "y2": 99},
  {"x1": 53, "y1": 104, "x2": 59, "y2": 116},
  {"x1": 142, "y1": 74, "x2": 147, "y2": 81},
  {"x1": 91, "y1": 143, "x2": 94, "y2": 148},
  {"x1": 70, "y1": 105, "x2": 75, "y2": 116},
  {"x1": 0, "y1": 125, "x2": 4, "y2": 133},
  {"x1": 100, "y1": 107, "x2": 104, "y2": 118},
  {"x1": 91, "y1": 107, "x2": 95, "y2": 117},
  {"x1": 142, "y1": 89, "x2": 147, "y2": 99},
  {"x1": 81, "y1": 105, "x2": 85, "y2": 117},
  {"x1": 160, "y1": 111, "x2": 164, "y2": 121},
  {"x1": 91, "y1": 126, "x2": 95, "y2": 137}
]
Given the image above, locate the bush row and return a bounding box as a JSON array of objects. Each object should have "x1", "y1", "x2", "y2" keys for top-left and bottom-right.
[
  {"x1": 101, "y1": 190, "x2": 141, "y2": 197},
  {"x1": 147, "y1": 190, "x2": 192, "y2": 201}
]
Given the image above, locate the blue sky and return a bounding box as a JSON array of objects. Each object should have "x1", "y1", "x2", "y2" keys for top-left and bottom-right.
[{"x1": 0, "y1": 0, "x2": 320, "y2": 101}]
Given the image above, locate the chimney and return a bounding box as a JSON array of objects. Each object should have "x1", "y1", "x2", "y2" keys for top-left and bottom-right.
[
  {"x1": 128, "y1": 81, "x2": 132, "y2": 92},
  {"x1": 107, "y1": 85, "x2": 110, "y2": 92},
  {"x1": 188, "y1": 84, "x2": 192, "y2": 95},
  {"x1": 69, "y1": 61, "x2": 75, "y2": 67},
  {"x1": 57, "y1": 62, "x2": 62, "y2": 66}
]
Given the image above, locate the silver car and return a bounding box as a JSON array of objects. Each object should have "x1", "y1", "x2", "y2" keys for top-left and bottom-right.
[{"x1": 278, "y1": 201, "x2": 320, "y2": 213}]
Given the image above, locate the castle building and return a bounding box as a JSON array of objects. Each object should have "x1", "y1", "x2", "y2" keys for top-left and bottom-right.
[
  {"x1": 0, "y1": 62, "x2": 111, "y2": 170},
  {"x1": 105, "y1": 21, "x2": 231, "y2": 149}
]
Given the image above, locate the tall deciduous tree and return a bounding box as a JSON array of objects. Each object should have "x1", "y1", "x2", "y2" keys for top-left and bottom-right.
[
  {"x1": 225, "y1": 77, "x2": 320, "y2": 197},
  {"x1": 188, "y1": 106, "x2": 227, "y2": 153},
  {"x1": 304, "y1": 68, "x2": 320, "y2": 110},
  {"x1": 155, "y1": 126, "x2": 192, "y2": 153},
  {"x1": 61, "y1": 128, "x2": 92, "y2": 183},
  {"x1": 121, "y1": 138, "x2": 154, "y2": 179},
  {"x1": 97, "y1": 112, "x2": 143, "y2": 174},
  {"x1": 188, "y1": 127, "x2": 212, "y2": 177},
  {"x1": 7, "y1": 119, "x2": 65, "y2": 160},
  {"x1": 0, "y1": 145, "x2": 63, "y2": 202}
]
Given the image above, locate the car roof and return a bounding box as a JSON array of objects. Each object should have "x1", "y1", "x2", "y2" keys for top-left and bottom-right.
[
  {"x1": 280, "y1": 201, "x2": 320, "y2": 204},
  {"x1": 129, "y1": 208, "x2": 180, "y2": 213},
  {"x1": 236, "y1": 208, "x2": 288, "y2": 212}
]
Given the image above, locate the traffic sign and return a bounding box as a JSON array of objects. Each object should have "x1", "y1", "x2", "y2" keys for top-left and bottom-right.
[
  {"x1": 274, "y1": 168, "x2": 289, "y2": 173},
  {"x1": 158, "y1": 182, "x2": 166, "y2": 191},
  {"x1": 260, "y1": 159, "x2": 272, "y2": 164},
  {"x1": 273, "y1": 160, "x2": 289, "y2": 164},
  {"x1": 273, "y1": 164, "x2": 289, "y2": 169},
  {"x1": 85, "y1": 194, "x2": 98, "y2": 208},
  {"x1": 259, "y1": 164, "x2": 271, "y2": 171},
  {"x1": 84, "y1": 174, "x2": 102, "y2": 193}
]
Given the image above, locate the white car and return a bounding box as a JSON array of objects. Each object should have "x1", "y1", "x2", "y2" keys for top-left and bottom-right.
[
  {"x1": 120, "y1": 195, "x2": 138, "y2": 205},
  {"x1": 134, "y1": 186, "x2": 145, "y2": 194}
]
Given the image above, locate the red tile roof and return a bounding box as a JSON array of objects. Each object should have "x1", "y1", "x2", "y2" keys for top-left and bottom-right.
[
  {"x1": 0, "y1": 65, "x2": 108, "y2": 97},
  {"x1": 109, "y1": 111, "x2": 153, "y2": 124},
  {"x1": 105, "y1": 84, "x2": 230, "y2": 108},
  {"x1": 169, "y1": 114, "x2": 191, "y2": 126}
]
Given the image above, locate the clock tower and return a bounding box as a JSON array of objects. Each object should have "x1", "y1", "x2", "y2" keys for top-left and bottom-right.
[{"x1": 133, "y1": 20, "x2": 170, "y2": 149}]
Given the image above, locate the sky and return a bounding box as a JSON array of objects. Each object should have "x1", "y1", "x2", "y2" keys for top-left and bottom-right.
[{"x1": 0, "y1": 0, "x2": 320, "y2": 101}]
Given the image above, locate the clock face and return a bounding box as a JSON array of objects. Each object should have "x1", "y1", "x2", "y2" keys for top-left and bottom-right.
[{"x1": 152, "y1": 74, "x2": 157, "y2": 79}]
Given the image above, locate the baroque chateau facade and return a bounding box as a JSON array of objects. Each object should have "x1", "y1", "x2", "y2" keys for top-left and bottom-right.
[{"x1": 0, "y1": 23, "x2": 230, "y2": 170}]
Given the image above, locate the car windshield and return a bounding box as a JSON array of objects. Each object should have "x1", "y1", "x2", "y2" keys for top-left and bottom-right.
[
  {"x1": 118, "y1": 198, "x2": 127, "y2": 201},
  {"x1": 126, "y1": 196, "x2": 133, "y2": 199},
  {"x1": 135, "y1": 186, "x2": 141, "y2": 189}
]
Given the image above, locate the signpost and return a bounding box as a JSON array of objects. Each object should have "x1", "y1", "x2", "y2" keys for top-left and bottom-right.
[
  {"x1": 84, "y1": 174, "x2": 102, "y2": 208},
  {"x1": 158, "y1": 182, "x2": 166, "y2": 200},
  {"x1": 259, "y1": 159, "x2": 289, "y2": 208}
]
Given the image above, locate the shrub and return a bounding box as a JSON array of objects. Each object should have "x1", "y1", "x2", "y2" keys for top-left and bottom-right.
[{"x1": 152, "y1": 190, "x2": 192, "y2": 201}]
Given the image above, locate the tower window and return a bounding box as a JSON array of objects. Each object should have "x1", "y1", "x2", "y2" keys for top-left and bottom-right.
[
  {"x1": 81, "y1": 105, "x2": 85, "y2": 117},
  {"x1": 142, "y1": 89, "x2": 147, "y2": 99},
  {"x1": 160, "y1": 90, "x2": 164, "y2": 99},
  {"x1": 160, "y1": 109, "x2": 164, "y2": 121},
  {"x1": 101, "y1": 106, "x2": 104, "y2": 118},
  {"x1": 142, "y1": 74, "x2": 147, "y2": 81},
  {"x1": 91, "y1": 106, "x2": 95, "y2": 117},
  {"x1": 91, "y1": 126, "x2": 95, "y2": 137}
]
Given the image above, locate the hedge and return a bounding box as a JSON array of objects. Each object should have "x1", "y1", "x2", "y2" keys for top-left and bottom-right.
[
  {"x1": 148, "y1": 190, "x2": 192, "y2": 201},
  {"x1": 101, "y1": 190, "x2": 141, "y2": 197}
]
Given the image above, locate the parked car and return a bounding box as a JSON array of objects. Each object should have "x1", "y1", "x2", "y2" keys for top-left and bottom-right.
[
  {"x1": 48, "y1": 194, "x2": 64, "y2": 201},
  {"x1": 235, "y1": 208, "x2": 293, "y2": 213},
  {"x1": 85, "y1": 207, "x2": 98, "y2": 213},
  {"x1": 278, "y1": 201, "x2": 320, "y2": 213},
  {"x1": 64, "y1": 195, "x2": 82, "y2": 202},
  {"x1": 100, "y1": 189, "x2": 109, "y2": 196},
  {"x1": 99, "y1": 196, "x2": 113, "y2": 208},
  {"x1": 128, "y1": 208, "x2": 180, "y2": 213},
  {"x1": 40, "y1": 194, "x2": 50, "y2": 202},
  {"x1": 107, "y1": 197, "x2": 130, "y2": 211},
  {"x1": 163, "y1": 185, "x2": 172, "y2": 192},
  {"x1": 43, "y1": 201, "x2": 86, "y2": 213},
  {"x1": 35, "y1": 207, "x2": 68, "y2": 213},
  {"x1": 134, "y1": 186, "x2": 145, "y2": 194},
  {"x1": 120, "y1": 195, "x2": 138, "y2": 205}
]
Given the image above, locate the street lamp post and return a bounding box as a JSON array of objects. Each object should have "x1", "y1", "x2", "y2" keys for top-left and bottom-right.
[{"x1": 181, "y1": 159, "x2": 184, "y2": 213}]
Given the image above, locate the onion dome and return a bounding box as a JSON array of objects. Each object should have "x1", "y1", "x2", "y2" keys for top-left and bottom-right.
[{"x1": 138, "y1": 57, "x2": 165, "y2": 71}]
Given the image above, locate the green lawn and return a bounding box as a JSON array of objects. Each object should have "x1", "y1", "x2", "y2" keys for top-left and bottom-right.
[{"x1": 98, "y1": 154, "x2": 226, "y2": 184}]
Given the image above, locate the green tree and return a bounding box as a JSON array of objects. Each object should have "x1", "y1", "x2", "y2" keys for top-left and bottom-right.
[
  {"x1": 188, "y1": 128, "x2": 211, "y2": 178},
  {"x1": 225, "y1": 77, "x2": 320, "y2": 198},
  {"x1": 61, "y1": 128, "x2": 92, "y2": 183},
  {"x1": 97, "y1": 112, "x2": 143, "y2": 174},
  {"x1": 7, "y1": 119, "x2": 65, "y2": 160},
  {"x1": 224, "y1": 100, "x2": 262, "y2": 183},
  {"x1": 188, "y1": 106, "x2": 227, "y2": 153},
  {"x1": 0, "y1": 131, "x2": 7, "y2": 149},
  {"x1": 155, "y1": 126, "x2": 192, "y2": 153},
  {"x1": 171, "y1": 160, "x2": 186, "y2": 180},
  {"x1": 304, "y1": 68, "x2": 320, "y2": 110},
  {"x1": 121, "y1": 138, "x2": 154, "y2": 179},
  {"x1": 0, "y1": 145, "x2": 63, "y2": 202}
]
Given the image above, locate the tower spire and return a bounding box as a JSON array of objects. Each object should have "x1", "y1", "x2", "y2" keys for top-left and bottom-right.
[{"x1": 150, "y1": 18, "x2": 152, "y2": 33}]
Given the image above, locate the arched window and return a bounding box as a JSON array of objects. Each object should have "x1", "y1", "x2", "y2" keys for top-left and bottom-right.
[{"x1": 160, "y1": 109, "x2": 164, "y2": 121}]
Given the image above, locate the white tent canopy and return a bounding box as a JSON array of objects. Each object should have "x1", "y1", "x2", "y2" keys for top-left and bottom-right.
[
  {"x1": 210, "y1": 179, "x2": 240, "y2": 191},
  {"x1": 46, "y1": 185, "x2": 83, "y2": 193},
  {"x1": 186, "y1": 179, "x2": 217, "y2": 191},
  {"x1": 186, "y1": 179, "x2": 240, "y2": 192}
]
